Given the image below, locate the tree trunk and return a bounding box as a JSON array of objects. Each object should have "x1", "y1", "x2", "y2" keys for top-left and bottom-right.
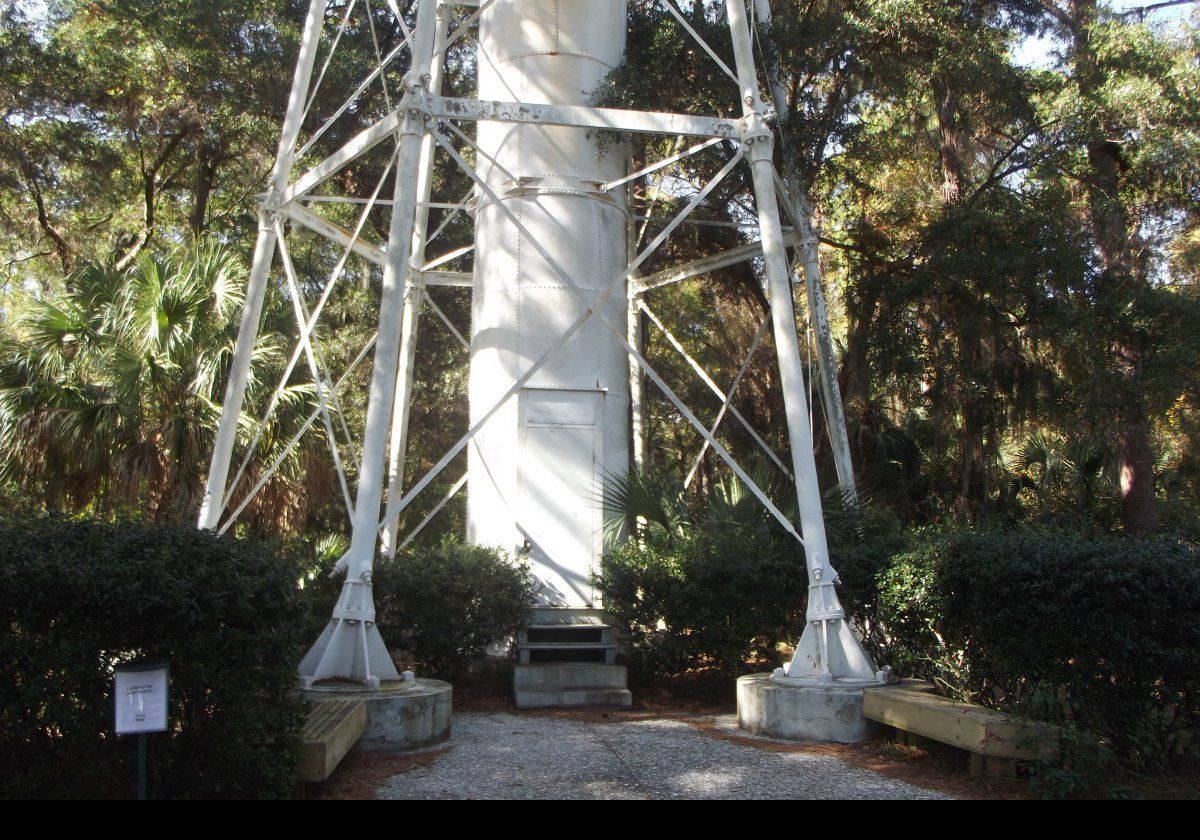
[
  {"x1": 934, "y1": 81, "x2": 967, "y2": 206},
  {"x1": 841, "y1": 282, "x2": 878, "y2": 407},
  {"x1": 933, "y1": 74, "x2": 988, "y2": 518},
  {"x1": 191, "y1": 141, "x2": 224, "y2": 234},
  {"x1": 1069, "y1": 0, "x2": 1158, "y2": 535}
]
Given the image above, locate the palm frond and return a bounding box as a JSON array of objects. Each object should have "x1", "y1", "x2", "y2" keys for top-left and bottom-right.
[{"x1": 599, "y1": 465, "x2": 691, "y2": 545}]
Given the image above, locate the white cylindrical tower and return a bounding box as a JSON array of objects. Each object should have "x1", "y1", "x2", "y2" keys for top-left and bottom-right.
[{"x1": 469, "y1": 0, "x2": 630, "y2": 607}]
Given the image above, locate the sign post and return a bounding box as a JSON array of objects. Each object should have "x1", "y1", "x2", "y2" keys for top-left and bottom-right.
[{"x1": 114, "y1": 661, "x2": 169, "y2": 800}]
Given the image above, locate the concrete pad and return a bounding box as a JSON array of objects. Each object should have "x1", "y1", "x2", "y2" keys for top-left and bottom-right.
[
  {"x1": 302, "y1": 678, "x2": 452, "y2": 750},
  {"x1": 737, "y1": 673, "x2": 874, "y2": 743}
]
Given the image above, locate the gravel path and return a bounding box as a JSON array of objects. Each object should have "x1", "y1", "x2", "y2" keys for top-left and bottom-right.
[{"x1": 375, "y1": 713, "x2": 951, "y2": 799}]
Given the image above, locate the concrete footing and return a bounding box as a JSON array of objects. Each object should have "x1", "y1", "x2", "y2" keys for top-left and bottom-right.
[
  {"x1": 737, "y1": 673, "x2": 874, "y2": 744},
  {"x1": 301, "y1": 678, "x2": 452, "y2": 749}
]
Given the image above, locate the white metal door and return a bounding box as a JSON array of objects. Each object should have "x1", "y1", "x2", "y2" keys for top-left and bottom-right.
[{"x1": 520, "y1": 388, "x2": 603, "y2": 607}]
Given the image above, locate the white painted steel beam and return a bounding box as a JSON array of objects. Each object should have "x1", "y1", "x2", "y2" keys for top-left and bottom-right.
[
  {"x1": 636, "y1": 231, "x2": 800, "y2": 292},
  {"x1": 602, "y1": 136, "x2": 724, "y2": 192},
  {"x1": 300, "y1": 0, "x2": 441, "y2": 687},
  {"x1": 726, "y1": 0, "x2": 876, "y2": 683},
  {"x1": 638, "y1": 300, "x2": 791, "y2": 480},
  {"x1": 422, "y1": 271, "x2": 472, "y2": 287},
  {"x1": 426, "y1": 294, "x2": 469, "y2": 349},
  {"x1": 685, "y1": 317, "x2": 770, "y2": 488},
  {"x1": 658, "y1": 0, "x2": 738, "y2": 82},
  {"x1": 284, "y1": 97, "x2": 738, "y2": 207},
  {"x1": 422, "y1": 244, "x2": 474, "y2": 271},
  {"x1": 284, "y1": 110, "x2": 403, "y2": 204},
  {"x1": 383, "y1": 0, "x2": 451, "y2": 559},
  {"x1": 398, "y1": 473, "x2": 468, "y2": 552},
  {"x1": 755, "y1": 0, "x2": 859, "y2": 509},
  {"x1": 428, "y1": 95, "x2": 741, "y2": 138},
  {"x1": 300, "y1": 0, "x2": 358, "y2": 126},
  {"x1": 199, "y1": 0, "x2": 329, "y2": 531},
  {"x1": 284, "y1": 201, "x2": 387, "y2": 266}
]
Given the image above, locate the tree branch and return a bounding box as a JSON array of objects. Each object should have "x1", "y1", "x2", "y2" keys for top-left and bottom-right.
[
  {"x1": 1037, "y1": 0, "x2": 1076, "y2": 31},
  {"x1": 968, "y1": 127, "x2": 1043, "y2": 205},
  {"x1": 1117, "y1": 0, "x2": 1196, "y2": 20},
  {"x1": 16, "y1": 153, "x2": 72, "y2": 272}
]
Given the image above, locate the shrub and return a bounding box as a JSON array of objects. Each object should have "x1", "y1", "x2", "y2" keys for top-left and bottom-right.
[
  {"x1": 599, "y1": 525, "x2": 807, "y2": 679},
  {"x1": 304, "y1": 537, "x2": 534, "y2": 678},
  {"x1": 0, "y1": 517, "x2": 307, "y2": 799},
  {"x1": 835, "y1": 528, "x2": 1200, "y2": 773}
]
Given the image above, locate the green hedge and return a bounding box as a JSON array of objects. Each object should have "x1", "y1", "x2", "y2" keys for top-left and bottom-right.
[
  {"x1": 0, "y1": 518, "x2": 306, "y2": 799},
  {"x1": 304, "y1": 537, "x2": 534, "y2": 678},
  {"x1": 836, "y1": 529, "x2": 1200, "y2": 773},
  {"x1": 602, "y1": 519, "x2": 1200, "y2": 789},
  {"x1": 599, "y1": 526, "x2": 807, "y2": 678}
]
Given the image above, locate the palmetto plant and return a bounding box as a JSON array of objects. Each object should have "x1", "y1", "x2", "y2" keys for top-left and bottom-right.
[
  {"x1": 601, "y1": 462, "x2": 863, "y2": 547},
  {"x1": 0, "y1": 240, "x2": 331, "y2": 528},
  {"x1": 1006, "y1": 430, "x2": 1119, "y2": 529}
]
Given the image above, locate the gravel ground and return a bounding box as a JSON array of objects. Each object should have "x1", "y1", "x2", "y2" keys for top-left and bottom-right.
[{"x1": 375, "y1": 713, "x2": 952, "y2": 800}]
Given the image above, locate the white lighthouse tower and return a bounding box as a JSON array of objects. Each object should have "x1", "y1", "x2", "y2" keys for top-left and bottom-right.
[
  {"x1": 199, "y1": 0, "x2": 884, "y2": 735},
  {"x1": 468, "y1": 1, "x2": 630, "y2": 610}
]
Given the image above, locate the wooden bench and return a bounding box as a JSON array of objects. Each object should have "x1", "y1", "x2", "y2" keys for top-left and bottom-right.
[
  {"x1": 298, "y1": 699, "x2": 369, "y2": 784},
  {"x1": 863, "y1": 680, "x2": 1059, "y2": 779}
]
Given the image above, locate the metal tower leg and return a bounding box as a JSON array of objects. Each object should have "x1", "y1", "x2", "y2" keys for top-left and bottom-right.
[
  {"x1": 300, "y1": 0, "x2": 440, "y2": 687},
  {"x1": 382, "y1": 1, "x2": 450, "y2": 559},
  {"x1": 198, "y1": 0, "x2": 329, "y2": 531},
  {"x1": 725, "y1": 0, "x2": 876, "y2": 682},
  {"x1": 752, "y1": 0, "x2": 859, "y2": 510}
]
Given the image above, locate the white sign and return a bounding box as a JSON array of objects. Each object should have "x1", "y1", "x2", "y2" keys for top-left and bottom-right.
[{"x1": 114, "y1": 664, "x2": 169, "y2": 735}]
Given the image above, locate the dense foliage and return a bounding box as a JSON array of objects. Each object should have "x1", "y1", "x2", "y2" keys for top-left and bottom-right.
[
  {"x1": 839, "y1": 528, "x2": 1200, "y2": 733},
  {"x1": 601, "y1": 524, "x2": 806, "y2": 678},
  {"x1": 602, "y1": 512, "x2": 1200, "y2": 792},
  {"x1": 837, "y1": 528, "x2": 1200, "y2": 789},
  {"x1": 0, "y1": 517, "x2": 307, "y2": 799},
  {"x1": 1, "y1": 2, "x2": 1196, "y2": 542},
  {"x1": 304, "y1": 537, "x2": 535, "y2": 678},
  {"x1": 0, "y1": 241, "x2": 333, "y2": 528}
]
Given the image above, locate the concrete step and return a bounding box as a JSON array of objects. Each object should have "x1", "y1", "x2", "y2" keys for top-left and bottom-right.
[
  {"x1": 519, "y1": 646, "x2": 619, "y2": 665},
  {"x1": 514, "y1": 662, "x2": 628, "y2": 691},
  {"x1": 524, "y1": 623, "x2": 613, "y2": 630},
  {"x1": 520, "y1": 625, "x2": 614, "y2": 646},
  {"x1": 530, "y1": 607, "x2": 609, "y2": 625},
  {"x1": 515, "y1": 688, "x2": 633, "y2": 709}
]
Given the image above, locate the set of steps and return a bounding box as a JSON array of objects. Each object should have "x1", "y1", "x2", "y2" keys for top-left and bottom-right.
[{"x1": 514, "y1": 607, "x2": 632, "y2": 709}]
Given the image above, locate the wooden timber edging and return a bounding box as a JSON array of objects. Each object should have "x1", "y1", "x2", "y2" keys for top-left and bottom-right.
[
  {"x1": 299, "y1": 698, "x2": 370, "y2": 784},
  {"x1": 864, "y1": 680, "x2": 1059, "y2": 771}
]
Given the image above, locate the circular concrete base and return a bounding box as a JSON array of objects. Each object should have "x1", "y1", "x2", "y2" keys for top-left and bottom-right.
[
  {"x1": 737, "y1": 673, "x2": 873, "y2": 744},
  {"x1": 302, "y1": 678, "x2": 452, "y2": 749}
]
